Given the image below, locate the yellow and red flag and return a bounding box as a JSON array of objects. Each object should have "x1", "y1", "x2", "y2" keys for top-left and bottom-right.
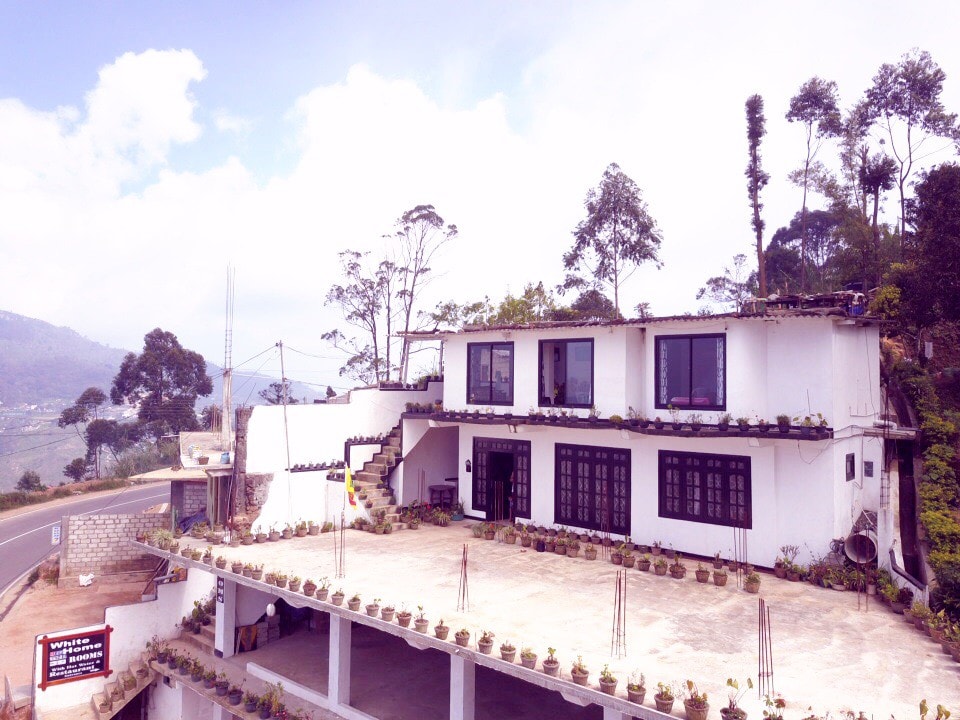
[{"x1": 345, "y1": 467, "x2": 356, "y2": 507}]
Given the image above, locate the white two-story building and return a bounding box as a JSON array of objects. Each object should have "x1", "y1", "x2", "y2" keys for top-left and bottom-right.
[{"x1": 394, "y1": 308, "x2": 911, "y2": 571}]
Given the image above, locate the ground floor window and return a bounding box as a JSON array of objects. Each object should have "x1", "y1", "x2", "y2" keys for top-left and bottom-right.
[
  {"x1": 472, "y1": 437, "x2": 531, "y2": 519},
  {"x1": 555, "y1": 443, "x2": 630, "y2": 534},
  {"x1": 658, "y1": 450, "x2": 751, "y2": 528}
]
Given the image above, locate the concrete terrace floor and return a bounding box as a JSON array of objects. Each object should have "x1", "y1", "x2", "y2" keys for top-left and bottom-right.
[{"x1": 175, "y1": 524, "x2": 960, "y2": 719}]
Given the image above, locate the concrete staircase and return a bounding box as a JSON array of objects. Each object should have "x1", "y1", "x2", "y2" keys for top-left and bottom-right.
[
  {"x1": 89, "y1": 655, "x2": 155, "y2": 720},
  {"x1": 353, "y1": 425, "x2": 403, "y2": 526}
]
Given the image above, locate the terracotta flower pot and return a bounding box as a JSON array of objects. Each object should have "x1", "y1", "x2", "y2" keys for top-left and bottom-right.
[
  {"x1": 685, "y1": 699, "x2": 709, "y2": 720},
  {"x1": 520, "y1": 653, "x2": 537, "y2": 669},
  {"x1": 570, "y1": 667, "x2": 588, "y2": 686},
  {"x1": 543, "y1": 659, "x2": 560, "y2": 677},
  {"x1": 655, "y1": 695, "x2": 675, "y2": 713},
  {"x1": 627, "y1": 686, "x2": 646, "y2": 704}
]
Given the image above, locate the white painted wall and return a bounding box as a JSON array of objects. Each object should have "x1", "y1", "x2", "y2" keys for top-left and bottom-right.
[
  {"x1": 456, "y1": 422, "x2": 854, "y2": 567},
  {"x1": 245, "y1": 383, "x2": 441, "y2": 530},
  {"x1": 33, "y1": 568, "x2": 213, "y2": 713},
  {"x1": 443, "y1": 316, "x2": 880, "y2": 431},
  {"x1": 396, "y1": 423, "x2": 460, "y2": 507},
  {"x1": 245, "y1": 383, "x2": 442, "y2": 475}
]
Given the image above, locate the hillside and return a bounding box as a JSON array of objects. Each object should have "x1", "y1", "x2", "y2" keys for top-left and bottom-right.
[
  {"x1": 0, "y1": 310, "x2": 128, "y2": 406},
  {"x1": 0, "y1": 310, "x2": 323, "y2": 491}
]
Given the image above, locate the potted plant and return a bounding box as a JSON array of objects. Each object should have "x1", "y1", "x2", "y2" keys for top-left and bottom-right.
[
  {"x1": 636, "y1": 553, "x2": 651, "y2": 572},
  {"x1": 627, "y1": 671, "x2": 646, "y2": 704},
  {"x1": 478, "y1": 630, "x2": 495, "y2": 654},
  {"x1": 268, "y1": 525, "x2": 281, "y2": 542},
  {"x1": 347, "y1": 593, "x2": 362, "y2": 611},
  {"x1": 684, "y1": 680, "x2": 709, "y2": 720},
  {"x1": 202, "y1": 669, "x2": 216, "y2": 689},
  {"x1": 744, "y1": 571, "x2": 761, "y2": 593},
  {"x1": 722, "y1": 677, "x2": 753, "y2": 720},
  {"x1": 454, "y1": 627, "x2": 471, "y2": 646},
  {"x1": 737, "y1": 416, "x2": 751, "y2": 432},
  {"x1": 763, "y1": 694, "x2": 785, "y2": 720},
  {"x1": 331, "y1": 588, "x2": 345, "y2": 606},
  {"x1": 714, "y1": 567, "x2": 728, "y2": 586},
  {"x1": 414, "y1": 606, "x2": 429, "y2": 633},
  {"x1": 520, "y1": 647, "x2": 538, "y2": 669},
  {"x1": 435, "y1": 619, "x2": 450, "y2": 640},
  {"x1": 397, "y1": 605, "x2": 412, "y2": 627},
  {"x1": 381, "y1": 603, "x2": 396, "y2": 622},
  {"x1": 451, "y1": 500, "x2": 465, "y2": 521},
  {"x1": 668, "y1": 405, "x2": 683, "y2": 430},
  {"x1": 243, "y1": 691, "x2": 260, "y2": 713},
  {"x1": 288, "y1": 575, "x2": 301, "y2": 593},
  {"x1": 654, "y1": 556, "x2": 669, "y2": 576},
  {"x1": 775, "y1": 413, "x2": 791, "y2": 433},
  {"x1": 500, "y1": 640, "x2": 516, "y2": 662},
  {"x1": 228, "y1": 684, "x2": 243, "y2": 705},
  {"x1": 584, "y1": 544, "x2": 598, "y2": 561},
  {"x1": 651, "y1": 540, "x2": 662, "y2": 556},
  {"x1": 654, "y1": 681, "x2": 676, "y2": 713},
  {"x1": 275, "y1": 572, "x2": 288, "y2": 589},
  {"x1": 251, "y1": 564, "x2": 263, "y2": 581},
  {"x1": 302, "y1": 578, "x2": 317, "y2": 597},
  {"x1": 757, "y1": 417, "x2": 770, "y2": 433},
  {"x1": 214, "y1": 672, "x2": 229, "y2": 696},
  {"x1": 570, "y1": 655, "x2": 588, "y2": 685},
  {"x1": 366, "y1": 597, "x2": 381, "y2": 617},
  {"x1": 621, "y1": 547, "x2": 636, "y2": 568},
  {"x1": 543, "y1": 647, "x2": 560, "y2": 677},
  {"x1": 670, "y1": 554, "x2": 687, "y2": 579},
  {"x1": 695, "y1": 562, "x2": 710, "y2": 583},
  {"x1": 599, "y1": 664, "x2": 618, "y2": 695},
  {"x1": 717, "y1": 412, "x2": 732, "y2": 431}
]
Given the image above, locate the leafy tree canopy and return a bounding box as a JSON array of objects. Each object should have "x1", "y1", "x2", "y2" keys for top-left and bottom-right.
[
  {"x1": 258, "y1": 381, "x2": 299, "y2": 405},
  {"x1": 110, "y1": 328, "x2": 212, "y2": 439},
  {"x1": 697, "y1": 254, "x2": 758, "y2": 312},
  {"x1": 16, "y1": 469, "x2": 43, "y2": 492},
  {"x1": 561, "y1": 163, "x2": 662, "y2": 317}
]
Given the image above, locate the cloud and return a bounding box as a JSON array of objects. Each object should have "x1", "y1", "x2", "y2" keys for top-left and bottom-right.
[{"x1": 213, "y1": 110, "x2": 252, "y2": 137}]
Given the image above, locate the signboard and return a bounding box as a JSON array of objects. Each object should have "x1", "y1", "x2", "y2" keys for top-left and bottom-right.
[
  {"x1": 37, "y1": 626, "x2": 113, "y2": 690},
  {"x1": 217, "y1": 576, "x2": 224, "y2": 604},
  {"x1": 51, "y1": 525, "x2": 61, "y2": 546}
]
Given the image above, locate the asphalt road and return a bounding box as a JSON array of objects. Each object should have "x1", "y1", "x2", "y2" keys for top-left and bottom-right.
[{"x1": 0, "y1": 482, "x2": 170, "y2": 596}]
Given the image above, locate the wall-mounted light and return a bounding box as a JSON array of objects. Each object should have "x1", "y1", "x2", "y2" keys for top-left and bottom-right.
[
  {"x1": 266, "y1": 603, "x2": 276, "y2": 617},
  {"x1": 465, "y1": 459, "x2": 472, "y2": 473}
]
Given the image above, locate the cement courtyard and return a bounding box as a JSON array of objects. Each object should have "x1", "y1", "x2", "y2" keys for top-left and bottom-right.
[{"x1": 170, "y1": 523, "x2": 959, "y2": 719}]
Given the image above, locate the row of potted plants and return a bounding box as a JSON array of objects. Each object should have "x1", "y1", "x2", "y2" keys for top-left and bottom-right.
[
  {"x1": 902, "y1": 601, "x2": 960, "y2": 663},
  {"x1": 145, "y1": 638, "x2": 312, "y2": 719}
]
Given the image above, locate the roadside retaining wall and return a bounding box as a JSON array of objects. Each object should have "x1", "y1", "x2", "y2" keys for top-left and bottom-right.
[{"x1": 59, "y1": 512, "x2": 171, "y2": 580}]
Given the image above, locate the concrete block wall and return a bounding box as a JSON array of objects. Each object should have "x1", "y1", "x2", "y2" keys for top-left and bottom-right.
[
  {"x1": 60, "y1": 512, "x2": 171, "y2": 579},
  {"x1": 183, "y1": 481, "x2": 206, "y2": 516}
]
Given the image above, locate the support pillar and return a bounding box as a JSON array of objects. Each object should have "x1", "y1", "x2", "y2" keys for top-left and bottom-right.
[
  {"x1": 211, "y1": 703, "x2": 230, "y2": 720},
  {"x1": 603, "y1": 707, "x2": 631, "y2": 720},
  {"x1": 214, "y1": 576, "x2": 237, "y2": 658},
  {"x1": 449, "y1": 654, "x2": 476, "y2": 720},
  {"x1": 328, "y1": 614, "x2": 352, "y2": 707}
]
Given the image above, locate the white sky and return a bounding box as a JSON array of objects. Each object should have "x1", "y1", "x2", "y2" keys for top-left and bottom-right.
[{"x1": 1, "y1": 1, "x2": 959, "y2": 392}]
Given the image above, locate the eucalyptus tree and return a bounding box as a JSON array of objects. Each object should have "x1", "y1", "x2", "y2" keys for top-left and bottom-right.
[
  {"x1": 865, "y1": 49, "x2": 959, "y2": 245},
  {"x1": 560, "y1": 163, "x2": 662, "y2": 317},
  {"x1": 745, "y1": 95, "x2": 769, "y2": 298},
  {"x1": 786, "y1": 77, "x2": 842, "y2": 291}
]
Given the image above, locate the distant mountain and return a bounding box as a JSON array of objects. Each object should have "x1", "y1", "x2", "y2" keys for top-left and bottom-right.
[{"x1": 0, "y1": 310, "x2": 128, "y2": 406}]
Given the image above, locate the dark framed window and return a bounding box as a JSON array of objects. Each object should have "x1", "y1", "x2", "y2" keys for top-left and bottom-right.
[
  {"x1": 655, "y1": 334, "x2": 726, "y2": 410},
  {"x1": 555, "y1": 443, "x2": 630, "y2": 534},
  {"x1": 659, "y1": 450, "x2": 751, "y2": 528},
  {"x1": 467, "y1": 342, "x2": 514, "y2": 405},
  {"x1": 539, "y1": 339, "x2": 593, "y2": 408},
  {"x1": 472, "y1": 437, "x2": 531, "y2": 518}
]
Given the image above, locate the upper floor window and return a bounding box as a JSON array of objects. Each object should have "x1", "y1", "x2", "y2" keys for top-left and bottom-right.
[
  {"x1": 655, "y1": 334, "x2": 725, "y2": 410},
  {"x1": 467, "y1": 342, "x2": 514, "y2": 405},
  {"x1": 539, "y1": 339, "x2": 593, "y2": 407}
]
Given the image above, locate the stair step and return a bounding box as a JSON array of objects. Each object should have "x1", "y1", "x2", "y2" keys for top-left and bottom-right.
[
  {"x1": 356, "y1": 471, "x2": 383, "y2": 483},
  {"x1": 363, "y1": 462, "x2": 388, "y2": 474},
  {"x1": 181, "y1": 630, "x2": 215, "y2": 654}
]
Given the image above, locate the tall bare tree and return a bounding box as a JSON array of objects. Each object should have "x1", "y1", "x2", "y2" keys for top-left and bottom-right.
[
  {"x1": 392, "y1": 205, "x2": 457, "y2": 381},
  {"x1": 745, "y1": 95, "x2": 769, "y2": 298},
  {"x1": 866, "y1": 49, "x2": 959, "y2": 247}
]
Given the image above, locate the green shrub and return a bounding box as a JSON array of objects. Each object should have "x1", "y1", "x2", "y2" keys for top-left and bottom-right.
[
  {"x1": 921, "y1": 416, "x2": 959, "y2": 447},
  {"x1": 920, "y1": 510, "x2": 960, "y2": 549}
]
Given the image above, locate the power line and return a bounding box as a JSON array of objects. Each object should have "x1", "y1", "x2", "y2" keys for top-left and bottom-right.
[{"x1": 0, "y1": 436, "x2": 74, "y2": 457}]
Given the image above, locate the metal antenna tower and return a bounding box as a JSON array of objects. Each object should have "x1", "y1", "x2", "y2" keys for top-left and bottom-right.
[{"x1": 220, "y1": 265, "x2": 235, "y2": 451}]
